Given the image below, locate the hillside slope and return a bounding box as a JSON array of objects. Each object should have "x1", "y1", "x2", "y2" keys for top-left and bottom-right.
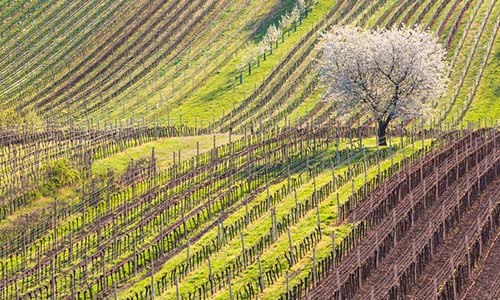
[
  {"x1": 1, "y1": 0, "x2": 498, "y2": 129},
  {"x1": 1, "y1": 1, "x2": 500, "y2": 300}
]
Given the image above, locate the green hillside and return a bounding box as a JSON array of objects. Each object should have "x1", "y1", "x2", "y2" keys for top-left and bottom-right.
[{"x1": 1, "y1": 1, "x2": 499, "y2": 300}]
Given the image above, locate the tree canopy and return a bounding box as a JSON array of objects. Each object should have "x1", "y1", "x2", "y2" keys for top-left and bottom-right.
[{"x1": 319, "y1": 26, "x2": 448, "y2": 145}]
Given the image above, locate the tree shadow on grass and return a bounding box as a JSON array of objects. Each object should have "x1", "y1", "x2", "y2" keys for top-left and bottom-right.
[{"x1": 248, "y1": 0, "x2": 297, "y2": 43}]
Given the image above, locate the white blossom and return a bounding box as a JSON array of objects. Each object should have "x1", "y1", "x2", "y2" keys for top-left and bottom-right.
[
  {"x1": 306, "y1": 0, "x2": 316, "y2": 9},
  {"x1": 297, "y1": 0, "x2": 305, "y2": 13},
  {"x1": 298, "y1": 0, "x2": 315, "y2": 13},
  {"x1": 263, "y1": 24, "x2": 281, "y2": 46},
  {"x1": 238, "y1": 45, "x2": 255, "y2": 74},
  {"x1": 236, "y1": 60, "x2": 247, "y2": 74},
  {"x1": 251, "y1": 44, "x2": 263, "y2": 60},
  {"x1": 319, "y1": 26, "x2": 448, "y2": 144},
  {"x1": 257, "y1": 41, "x2": 267, "y2": 55},
  {"x1": 279, "y1": 12, "x2": 292, "y2": 31},
  {"x1": 290, "y1": 7, "x2": 300, "y2": 23}
]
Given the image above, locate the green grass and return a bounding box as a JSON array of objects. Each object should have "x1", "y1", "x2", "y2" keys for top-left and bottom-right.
[
  {"x1": 94, "y1": 0, "x2": 290, "y2": 125},
  {"x1": 124, "y1": 0, "x2": 339, "y2": 128},
  {"x1": 118, "y1": 138, "x2": 431, "y2": 299},
  {"x1": 463, "y1": 36, "x2": 500, "y2": 122},
  {"x1": 92, "y1": 133, "x2": 233, "y2": 176},
  {"x1": 0, "y1": 187, "x2": 74, "y2": 231},
  {"x1": 285, "y1": 86, "x2": 323, "y2": 126},
  {"x1": 0, "y1": 133, "x2": 234, "y2": 259},
  {"x1": 119, "y1": 139, "x2": 354, "y2": 298},
  {"x1": 444, "y1": 1, "x2": 500, "y2": 123},
  {"x1": 436, "y1": 0, "x2": 487, "y2": 118},
  {"x1": 2, "y1": 0, "x2": 500, "y2": 298},
  {"x1": 363, "y1": 0, "x2": 400, "y2": 29},
  {"x1": 207, "y1": 139, "x2": 431, "y2": 300}
]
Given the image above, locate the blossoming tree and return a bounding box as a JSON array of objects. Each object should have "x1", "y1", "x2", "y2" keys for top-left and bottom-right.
[{"x1": 319, "y1": 26, "x2": 448, "y2": 145}]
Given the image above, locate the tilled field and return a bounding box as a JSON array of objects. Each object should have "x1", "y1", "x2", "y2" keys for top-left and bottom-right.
[
  {"x1": 460, "y1": 225, "x2": 500, "y2": 299},
  {"x1": 295, "y1": 128, "x2": 500, "y2": 300}
]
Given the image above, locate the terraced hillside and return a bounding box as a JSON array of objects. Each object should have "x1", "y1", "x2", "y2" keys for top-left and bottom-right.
[
  {"x1": 1, "y1": 0, "x2": 500, "y2": 300},
  {"x1": 0, "y1": 0, "x2": 498, "y2": 129}
]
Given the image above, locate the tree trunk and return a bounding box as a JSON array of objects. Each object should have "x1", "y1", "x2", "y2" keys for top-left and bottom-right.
[{"x1": 378, "y1": 120, "x2": 388, "y2": 146}]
